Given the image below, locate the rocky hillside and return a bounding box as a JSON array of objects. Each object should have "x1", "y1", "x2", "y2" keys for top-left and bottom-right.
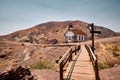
[{"x1": 0, "y1": 20, "x2": 117, "y2": 44}]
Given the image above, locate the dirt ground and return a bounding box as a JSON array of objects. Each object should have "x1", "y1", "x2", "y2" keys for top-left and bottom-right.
[
  {"x1": 31, "y1": 69, "x2": 59, "y2": 80},
  {"x1": 100, "y1": 65, "x2": 120, "y2": 80},
  {"x1": 0, "y1": 36, "x2": 120, "y2": 80}
]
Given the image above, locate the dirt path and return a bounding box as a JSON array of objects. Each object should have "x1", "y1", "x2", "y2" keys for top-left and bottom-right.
[
  {"x1": 100, "y1": 65, "x2": 120, "y2": 80},
  {"x1": 31, "y1": 69, "x2": 59, "y2": 80}
]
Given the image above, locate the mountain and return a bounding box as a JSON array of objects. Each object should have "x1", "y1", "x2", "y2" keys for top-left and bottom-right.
[{"x1": 0, "y1": 20, "x2": 118, "y2": 44}]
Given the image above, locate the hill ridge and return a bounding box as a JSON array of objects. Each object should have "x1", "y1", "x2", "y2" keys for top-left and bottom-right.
[{"x1": 0, "y1": 20, "x2": 118, "y2": 44}]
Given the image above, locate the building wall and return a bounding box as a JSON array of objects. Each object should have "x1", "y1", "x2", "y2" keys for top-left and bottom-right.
[
  {"x1": 75, "y1": 35, "x2": 86, "y2": 42},
  {"x1": 65, "y1": 31, "x2": 87, "y2": 42},
  {"x1": 65, "y1": 31, "x2": 75, "y2": 42}
]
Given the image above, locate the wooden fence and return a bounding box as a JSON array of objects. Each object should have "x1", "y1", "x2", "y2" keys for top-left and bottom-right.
[
  {"x1": 58, "y1": 45, "x2": 80, "y2": 80},
  {"x1": 85, "y1": 44, "x2": 100, "y2": 80}
]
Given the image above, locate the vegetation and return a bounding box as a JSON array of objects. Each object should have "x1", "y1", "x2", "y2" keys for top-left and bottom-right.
[
  {"x1": 98, "y1": 63, "x2": 106, "y2": 70},
  {"x1": 112, "y1": 46, "x2": 120, "y2": 57},
  {"x1": 97, "y1": 43, "x2": 120, "y2": 68},
  {"x1": 10, "y1": 60, "x2": 19, "y2": 67},
  {"x1": 0, "y1": 62, "x2": 3, "y2": 68},
  {"x1": 31, "y1": 60, "x2": 54, "y2": 69}
]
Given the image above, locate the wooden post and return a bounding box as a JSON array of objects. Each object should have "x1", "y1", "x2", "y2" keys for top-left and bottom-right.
[
  {"x1": 75, "y1": 47, "x2": 77, "y2": 55},
  {"x1": 77, "y1": 45, "x2": 80, "y2": 52},
  {"x1": 91, "y1": 23, "x2": 95, "y2": 53},
  {"x1": 69, "y1": 48, "x2": 72, "y2": 62},
  {"x1": 90, "y1": 23, "x2": 101, "y2": 54},
  {"x1": 60, "y1": 56, "x2": 62, "y2": 59},
  {"x1": 95, "y1": 54, "x2": 100, "y2": 80},
  {"x1": 60, "y1": 61, "x2": 63, "y2": 80},
  {"x1": 79, "y1": 45, "x2": 80, "y2": 50},
  {"x1": 70, "y1": 48, "x2": 72, "y2": 61}
]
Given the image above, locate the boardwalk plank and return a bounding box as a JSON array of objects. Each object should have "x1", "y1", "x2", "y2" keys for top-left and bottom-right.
[{"x1": 64, "y1": 44, "x2": 95, "y2": 80}]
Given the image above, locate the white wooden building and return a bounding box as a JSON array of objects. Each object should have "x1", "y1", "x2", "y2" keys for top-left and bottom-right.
[{"x1": 64, "y1": 25, "x2": 87, "y2": 43}]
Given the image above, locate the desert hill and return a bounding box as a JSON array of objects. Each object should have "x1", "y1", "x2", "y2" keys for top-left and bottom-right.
[
  {"x1": 0, "y1": 20, "x2": 117, "y2": 44},
  {"x1": 0, "y1": 20, "x2": 120, "y2": 80},
  {"x1": 1, "y1": 36, "x2": 120, "y2": 80}
]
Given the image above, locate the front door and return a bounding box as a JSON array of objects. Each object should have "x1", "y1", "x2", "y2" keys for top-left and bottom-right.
[{"x1": 68, "y1": 36, "x2": 73, "y2": 42}]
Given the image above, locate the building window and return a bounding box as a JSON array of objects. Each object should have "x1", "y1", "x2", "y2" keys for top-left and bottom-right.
[
  {"x1": 83, "y1": 36, "x2": 84, "y2": 41},
  {"x1": 79, "y1": 36, "x2": 80, "y2": 41},
  {"x1": 68, "y1": 36, "x2": 72, "y2": 40},
  {"x1": 81, "y1": 35, "x2": 83, "y2": 41},
  {"x1": 68, "y1": 36, "x2": 70, "y2": 40}
]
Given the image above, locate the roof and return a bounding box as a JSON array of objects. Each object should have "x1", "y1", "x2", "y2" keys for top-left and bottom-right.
[
  {"x1": 65, "y1": 31, "x2": 74, "y2": 36},
  {"x1": 72, "y1": 29, "x2": 86, "y2": 35}
]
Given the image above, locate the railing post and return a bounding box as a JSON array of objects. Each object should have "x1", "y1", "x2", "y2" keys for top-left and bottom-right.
[
  {"x1": 78, "y1": 45, "x2": 80, "y2": 51},
  {"x1": 60, "y1": 61, "x2": 63, "y2": 80},
  {"x1": 75, "y1": 47, "x2": 77, "y2": 55},
  {"x1": 69, "y1": 48, "x2": 72, "y2": 62},
  {"x1": 95, "y1": 54, "x2": 100, "y2": 80},
  {"x1": 70, "y1": 48, "x2": 72, "y2": 61}
]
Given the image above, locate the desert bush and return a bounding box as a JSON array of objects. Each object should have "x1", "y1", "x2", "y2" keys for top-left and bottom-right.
[
  {"x1": 117, "y1": 56, "x2": 120, "y2": 65},
  {"x1": 21, "y1": 43, "x2": 25, "y2": 46},
  {"x1": 41, "y1": 44, "x2": 47, "y2": 48},
  {"x1": 18, "y1": 36, "x2": 30, "y2": 42},
  {"x1": 97, "y1": 43, "x2": 120, "y2": 68},
  {"x1": 98, "y1": 63, "x2": 106, "y2": 70},
  {"x1": 10, "y1": 60, "x2": 18, "y2": 67},
  {"x1": 113, "y1": 52, "x2": 119, "y2": 57},
  {"x1": 104, "y1": 56, "x2": 117, "y2": 67},
  {"x1": 47, "y1": 39, "x2": 58, "y2": 44},
  {"x1": 0, "y1": 62, "x2": 3, "y2": 68},
  {"x1": 112, "y1": 46, "x2": 120, "y2": 57},
  {"x1": 31, "y1": 60, "x2": 54, "y2": 69}
]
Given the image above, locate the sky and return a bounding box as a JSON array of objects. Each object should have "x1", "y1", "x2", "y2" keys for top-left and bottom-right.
[{"x1": 0, "y1": 0, "x2": 120, "y2": 35}]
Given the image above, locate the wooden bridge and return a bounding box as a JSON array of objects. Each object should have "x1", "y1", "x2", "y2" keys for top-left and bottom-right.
[{"x1": 58, "y1": 44, "x2": 100, "y2": 80}]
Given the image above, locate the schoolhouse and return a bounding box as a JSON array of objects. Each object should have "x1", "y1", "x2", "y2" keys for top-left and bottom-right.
[{"x1": 64, "y1": 24, "x2": 87, "y2": 43}]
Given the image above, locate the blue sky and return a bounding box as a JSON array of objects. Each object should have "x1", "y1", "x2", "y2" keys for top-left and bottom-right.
[{"x1": 0, "y1": 0, "x2": 120, "y2": 35}]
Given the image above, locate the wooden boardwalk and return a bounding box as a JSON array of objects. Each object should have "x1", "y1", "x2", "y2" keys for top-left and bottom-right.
[{"x1": 64, "y1": 44, "x2": 95, "y2": 80}]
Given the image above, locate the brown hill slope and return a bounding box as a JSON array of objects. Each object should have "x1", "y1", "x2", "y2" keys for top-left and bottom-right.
[
  {"x1": 0, "y1": 20, "x2": 117, "y2": 44},
  {"x1": 0, "y1": 35, "x2": 120, "y2": 80}
]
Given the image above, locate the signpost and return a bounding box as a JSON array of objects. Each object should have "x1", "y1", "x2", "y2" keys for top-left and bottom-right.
[{"x1": 89, "y1": 23, "x2": 101, "y2": 53}]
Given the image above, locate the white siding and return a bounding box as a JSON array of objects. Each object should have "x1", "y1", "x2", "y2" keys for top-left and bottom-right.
[
  {"x1": 65, "y1": 31, "x2": 75, "y2": 42},
  {"x1": 65, "y1": 31, "x2": 74, "y2": 37},
  {"x1": 65, "y1": 30, "x2": 86, "y2": 42},
  {"x1": 83, "y1": 36, "x2": 85, "y2": 41}
]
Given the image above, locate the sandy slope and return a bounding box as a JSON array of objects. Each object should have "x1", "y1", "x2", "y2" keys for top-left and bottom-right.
[
  {"x1": 0, "y1": 36, "x2": 120, "y2": 80},
  {"x1": 100, "y1": 65, "x2": 120, "y2": 80}
]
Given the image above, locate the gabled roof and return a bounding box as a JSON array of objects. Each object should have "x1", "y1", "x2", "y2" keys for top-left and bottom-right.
[{"x1": 72, "y1": 29, "x2": 86, "y2": 35}]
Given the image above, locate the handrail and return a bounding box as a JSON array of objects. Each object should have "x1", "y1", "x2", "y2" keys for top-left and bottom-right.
[
  {"x1": 58, "y1": 45, "x2": 80, "y2": 80},
  {"x1": 58, "y1": 47, "x2": 72, "y2": 64},
  {"x1": 86, "y1": 44, "x2": 96, "y2": 61},
  {"x1": 85, "y1": 44, "x2": 100, "y2": 80}
]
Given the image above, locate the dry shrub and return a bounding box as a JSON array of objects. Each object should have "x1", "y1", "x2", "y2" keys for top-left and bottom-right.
[
  {"x1": 97, "y1": 43, "x2": 120, "y2": 68},
  {"x1": 31, "y1": 60, "x2": 54, "y2": 69},
  {"x1": 104, "y1": 54, "x2": 118, "y2": 67},
  {"x1": 98, "y1": 52, "x2": 118, "y2": 68},
  {"x1": 98, "y1": 63, "x2": 106, "y2": 70},
  {"x1": 0, "y1": 62, "x2": 3, "y2": 68},
  {"x1": 9, "y1": 59, "x2": 18, "y2": 67},
  {"x1": 41, "y1": 44, "x2": 47, "y2": 48},
  {"x1": 21, "y1": 43, "x2": 25, "y2": 46}
]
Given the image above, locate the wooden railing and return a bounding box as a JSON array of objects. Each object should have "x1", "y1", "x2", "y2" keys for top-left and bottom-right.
[
  {"x1": 58, "y1": 45, "x2": 80, "y2": 80},
  {"x1": 85, "y1": 44, "x2": 100, "y2": 80}
]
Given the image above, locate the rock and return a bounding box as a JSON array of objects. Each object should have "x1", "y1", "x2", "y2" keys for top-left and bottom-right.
[
  {"x1": 47, "y1": 39, "x2": 58, "y2": 44},
  {"x1": 0, "y1": 54, "x2": 6, "y2": 58},
  {"x1": 0, "y1": 66, "x2": 35, "y2": 80}
]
